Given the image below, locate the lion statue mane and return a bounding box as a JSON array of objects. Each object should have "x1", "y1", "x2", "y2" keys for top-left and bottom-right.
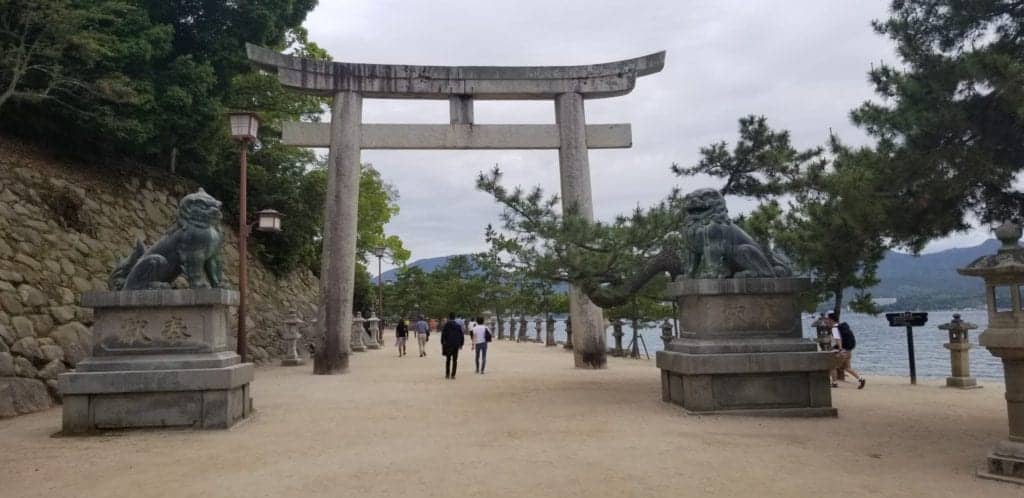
[
  {"x1": 109, "y1": 188, "x2": 225, "y2": 291},
  {"x1": 683, "y1": 188, "x2": 791, "y2": 279}
]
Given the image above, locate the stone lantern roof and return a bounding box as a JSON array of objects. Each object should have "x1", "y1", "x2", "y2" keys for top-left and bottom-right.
[{"x1": 958, "y1": 221, "x2": 1024, "y2": 278}]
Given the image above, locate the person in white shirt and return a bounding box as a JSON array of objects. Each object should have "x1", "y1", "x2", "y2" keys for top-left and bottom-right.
[{"x1": 471, "y1": 317, "x2": 491, "y2": 374}]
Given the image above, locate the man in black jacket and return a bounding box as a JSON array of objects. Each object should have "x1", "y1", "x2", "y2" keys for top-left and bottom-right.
[{"x1": 441, "y1": 312, "x2": 465, "y2": 379}]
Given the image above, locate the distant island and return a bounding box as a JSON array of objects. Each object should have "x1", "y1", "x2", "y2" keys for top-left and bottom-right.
[{"x1": 383, "y1": 239, "x2": 996, "y2": 311}]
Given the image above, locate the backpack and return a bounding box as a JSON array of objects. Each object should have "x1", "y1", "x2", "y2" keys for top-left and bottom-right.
[
  {"x1": 485, "y1": 328, "x2": 492, "y2": 342},
  {"x1": 838, "y1": 322, "x2": 856, "y2": 351}
]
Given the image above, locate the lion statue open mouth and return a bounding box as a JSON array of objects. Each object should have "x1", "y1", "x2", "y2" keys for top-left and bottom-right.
[{"x1": 109, "y1": 188, "x2": 225, "y2": 291}]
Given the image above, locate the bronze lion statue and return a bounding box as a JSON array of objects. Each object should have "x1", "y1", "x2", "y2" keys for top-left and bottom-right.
[
  {"x1": 109, "y1": 188, "x2": 225, "y2": 291},
  {"x1": 684, "y1": 188, "x2": 791, "y2": 279},
  {"x1": 583, "y1": 188, "x2": 791, "y2": 307}
]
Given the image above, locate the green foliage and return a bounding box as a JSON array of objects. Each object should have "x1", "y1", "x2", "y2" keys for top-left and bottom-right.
[
  {"x1": 852, "y1": 0, "x2": 1024, "y2": 244},
  {"x1": 476, "y1": 167, "x2": 679, "y2": 322},
  {"x1": 0, "y1": 1, "x2": 410, "y2": 277}
]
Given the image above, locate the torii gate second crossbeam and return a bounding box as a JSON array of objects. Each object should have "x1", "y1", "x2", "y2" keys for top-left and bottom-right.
[{"x1": 246, "y1": 43, "x2": 665, "y2": 374}]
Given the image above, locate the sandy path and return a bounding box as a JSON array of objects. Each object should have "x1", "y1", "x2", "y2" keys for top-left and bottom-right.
[{"x1": 0, "y1": 331, "x2": 1018, "y2": 498}]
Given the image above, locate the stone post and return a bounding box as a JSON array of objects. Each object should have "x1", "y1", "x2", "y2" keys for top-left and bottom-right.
[
  {"x1": 937, "y1": 314, "x2": 979, "y2": 389},
  {"x1": 364, "y1": 312, "x2": 381, "y2": 350},
  {"x1": 555, "y1": 92, "x2": 606, "y2": 369},
  {"x1": 315, "y1": 90, "x2": 362, "y2": 374},
  {"x1": 519, "y1": 316, "x2": 528, "y2": 343},
  {"x1": 350, "y1": 315, "x2": 366, "y2": 352},
  {"x1": 534, "y1": 316, "x2": 543, "y2": 343},
  {"x1": 497, "y1": 316, "x2": 505, "y2": 340},
  {"x1": 612, "y1": 319, "x2": 624, "y2": 357},
  {"x1": 563, "y1": 317, "x2": 573, "y2": 350},
  {"x1": 509, "y1": 317, "x2": 517, "y2": 342},
  {"x1": 546, "y1": 315, "x2": 556, "y2": 346},
  {"x1": 280, "y1": 310, "x2": 305, "y2": 366},
  {"x1": 958, "y1": 221, "x2": 1024, "y2": 484}
]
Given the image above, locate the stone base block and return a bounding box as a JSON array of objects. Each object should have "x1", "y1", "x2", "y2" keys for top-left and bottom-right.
[
  {"x1": 657, "y1": 349, "x2": 836, "y2": 417},
  {"x1": 945, "y1": 376, "x2": 980, "y2": 389},
  {"x1": 979, "y1": 452, "x2": 1024, "y2": 485},
  {"x1": 59, "y1": 358, "x2": 253, "y2": 434}
]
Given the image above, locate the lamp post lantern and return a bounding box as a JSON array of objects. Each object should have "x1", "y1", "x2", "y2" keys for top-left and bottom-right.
[
  {"x1": 372, "y1": 245, "x2": 386, "y2": 329},
  {"x1": 228, "y1": 112, "x2": 280, "y2": 363}
]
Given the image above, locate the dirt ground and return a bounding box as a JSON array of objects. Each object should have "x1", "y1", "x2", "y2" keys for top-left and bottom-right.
[{"x1": 0, "y1": 331, "x2": 1019, "y2": 498}]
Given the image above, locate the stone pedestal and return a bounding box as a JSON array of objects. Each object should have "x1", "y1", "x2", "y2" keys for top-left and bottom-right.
[
  {"x1": 656, "y1": 278, "x2": 836, "y2": 417},
  {"x1": 60, "y1": 290, "x2": 254, "y2": 433}
]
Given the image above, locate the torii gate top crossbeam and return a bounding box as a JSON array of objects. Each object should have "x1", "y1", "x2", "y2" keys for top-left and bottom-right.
[{"x1": 245, "y1": 43, "x2": 665, "y2": 99}]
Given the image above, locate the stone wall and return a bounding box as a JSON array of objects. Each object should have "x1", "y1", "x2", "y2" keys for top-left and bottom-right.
[{"x1": 0, "y1": 137, "x2": 319, "y2": 417}]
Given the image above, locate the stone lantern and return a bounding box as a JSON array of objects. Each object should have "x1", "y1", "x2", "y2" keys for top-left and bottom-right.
[
  {"x1": 519, "y1": 316, "x2": 528, "y2": 342},
  {"x1": 936, "y1": 314, "x2": 979, "y2": 389},
  {"x1": 280, "y1": 310, "x2": 305, "y2": 366},
  {"x1": 660, "y1": 319, "x2": 674, "y2": 348},
  {"x1": 350, "y1": 315, "x2": 366, "y2": 352},
  {"x1": 563, "y1": 317, "x2": 573, "y2": 350},
  {"x1": 364, "y1": 312, "x2": 381, "y2": 350},
  {"x1": 958, "y1": 221, "x2": 1024, "y2": 484},
  {"x1": 611, "y1": 319, "x2": 625, "y2": 357},
  {"x1": 545, "y1": 314, "x2": 556, "y2": 346},
  {"x1": 534, "y1": 316, "x2": 543, "y2": 343}
]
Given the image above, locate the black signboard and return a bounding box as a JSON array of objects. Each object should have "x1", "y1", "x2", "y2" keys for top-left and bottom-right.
[
  {"x1": 885, "y1": 312, "x2": 928, "y2": 327},
  {"x1": 885, "y1": 311, "x2": 928, "y2": 384}
]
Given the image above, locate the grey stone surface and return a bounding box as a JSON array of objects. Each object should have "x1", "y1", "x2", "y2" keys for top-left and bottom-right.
[
  {"x1": 13, "y1": 356, "x2": 36, "y2": 378},
  {"x1": 37, "y1": 359, "x2": 66, "y2": 380},
  {"x1": 0, "y1": 323, "x2": 14, "y2": 346},
  {"x1": 246, "y1": 43, "x2": 664, "y2": 99},
  {"x1": 10, "y1": 337, "x2": 43, "y2": 363},
  {"x1": 60, "y1": 289, "x2": 253, "y2": 433},
  {"x1": 283, "y1": 122, "x2": 632, "y2": 150},
  {"x1": 556, "y1": 91, "x2": 607, "y2": 369},
  {"x1": 49, "y1": 322, "x2": 90, "y2": 367},
  {"x1": 959, "y1": 223, "x2": 1024, "y2": 483},
  {"x1": 657, "y1": 277, "x2": 835, "y2": 417},
  {"x1": 0, "y1": 352, "x2": 14, "y2": 376},
  {"x1": 11, "y1": 316, "x2": 33, "y2": 339},
  {"x1": 82, "y1": 289, "x2": 239, "y2": 308},
  {"x1": 0, "y1": 377, "x2": 51, "y2": 418}
]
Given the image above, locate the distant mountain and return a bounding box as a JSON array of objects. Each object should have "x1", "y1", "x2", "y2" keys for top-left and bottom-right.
[
  {"x1": 380, "y1": 240, "x2": 999, "y2": 309},
  {"x1": 868, "y1": 239, "x2": 997, "y2": 310},
  {"x1": 375, "y1": 254, "x2": 473, "y2": 283}
]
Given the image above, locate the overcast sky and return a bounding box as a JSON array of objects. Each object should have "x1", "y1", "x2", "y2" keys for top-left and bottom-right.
[{"x1": 303, "y1": 0, "x2": 990, "y2": 272}]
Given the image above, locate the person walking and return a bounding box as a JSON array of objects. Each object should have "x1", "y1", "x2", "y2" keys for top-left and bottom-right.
[
  {"x1": 471, "y1": 316, "x2": 492, "y2": 374},
  {"x1": 414, "y1": 315, "x2": 430, "y2": 357},
  {"x1": 395, "y1": 318, "x2": 409, "y2": 357},
  {"x1": 828, "y1": 312, "x2": 866, "y2": 389},
  {"x1": 441, "y1": 312, "x2": 464, "y2": 379}
]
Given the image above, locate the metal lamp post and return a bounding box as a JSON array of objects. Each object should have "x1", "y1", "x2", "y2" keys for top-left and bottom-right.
[
  {"x1": 228, "y1": 112, "x2": 283, "y2": 363},
  {"x1": 372, "y1": 245, "x2": 386, "y2": 329}
]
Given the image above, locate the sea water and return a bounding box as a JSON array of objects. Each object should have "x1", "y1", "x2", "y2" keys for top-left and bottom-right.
[{"x1": 548, "y1": 310, "x2": 1003, "y2": 380}]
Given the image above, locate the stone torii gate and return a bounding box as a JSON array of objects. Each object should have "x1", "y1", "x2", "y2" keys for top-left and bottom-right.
[{"x1": 246, "y1": 43, "x2": 664, "y2": 373}]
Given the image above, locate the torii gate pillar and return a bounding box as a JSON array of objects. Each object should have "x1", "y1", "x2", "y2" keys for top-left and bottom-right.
[
  {"x1": 555, "y1": 92, "x2": 606, "y2": 367},
  {"x1": 246, "y1": 44, "x2": 664, "y2": 373}
]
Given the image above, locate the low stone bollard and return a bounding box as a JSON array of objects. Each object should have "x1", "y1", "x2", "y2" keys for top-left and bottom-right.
[
  {"x1": 546, "y1": 315, "x2": 556, "y2": 346},
  {"x1": 534, "y1": 317, "x2": 543, "y2": 343},
  {"x1": 563, "y1": 317, "x2": 573, "y2": 350}
]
